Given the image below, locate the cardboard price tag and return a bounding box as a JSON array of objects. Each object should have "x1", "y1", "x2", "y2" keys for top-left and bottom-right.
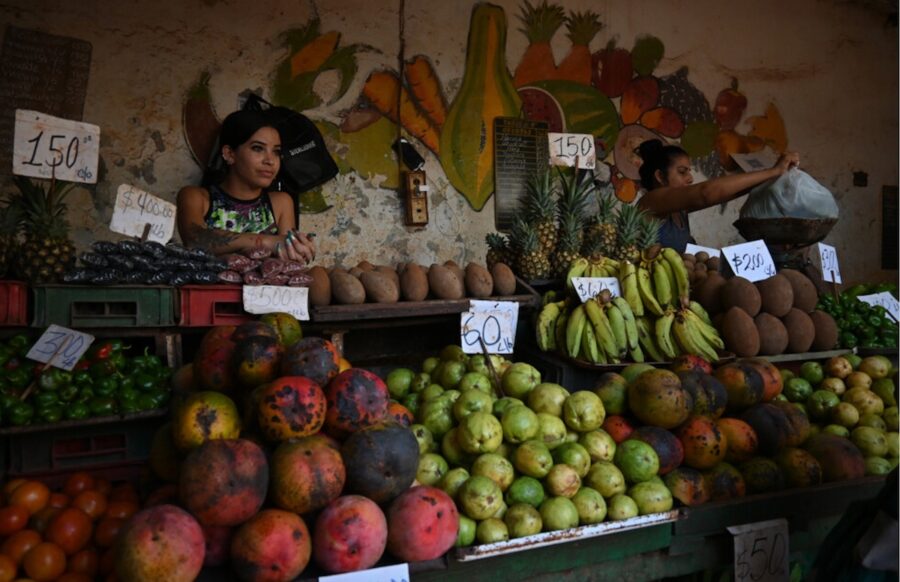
[
  {"x1": 548, "y1": 132, "x2": 595, "y2": 169},
  {"x1": 460, "y1": 300, "x2": 519, "y2": 354},
  {"x1": 722, "y1": 240, "x2": 777, "y2": 283},
  {"x1": 320, "y1": 563, "x2": 409, "y2": 582},
  {"x1": 685, "y1": 243, "x2": 721, "y2": 258},
  {"x1": 109, "y1": 184, "x2": 176, "y2": 243},
  {"x1": 26, "y1": 325, "x2": 95, "y2": 371},
  {"x1": 572, "y1": 277, "x2": 621, "y2": 303},
  {"x1": 814, "y1": 243, "x2": 842, "y2": 284},
  {"x1": 857, "y1": 292, "x2": 900, "y2": 323},
  {"x1": 727, "y1": 518, "x2": 789, "y2": 582},
  {"x1": 13, "y1": 109, "x2": 100, "y2": 184},
  {"x1": 242, "y1": 286, "x2": 310, "y2": 321}
]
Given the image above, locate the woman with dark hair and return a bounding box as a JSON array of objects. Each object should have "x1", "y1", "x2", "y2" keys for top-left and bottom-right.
[
  {"x1": 176, "y1": 109, "x2": 316, "y2": 262},
  {"x1": 635, "y1": 139, "x2": 799, "y2": 252}
]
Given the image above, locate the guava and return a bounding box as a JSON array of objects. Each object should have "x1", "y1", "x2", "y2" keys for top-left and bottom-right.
[
  {"x1": 628, "y1": 481, "x2": 673, "y2": 515},
  {"x1": 607, "y1": 493, "x2": 639, "y2": 521},
  {"x1": 562, "y1": 391, "x2": 606, "y2": 432},
  {"x1": 501, "y1": 405, "x2": 540, "y2": 443},
  {"x1": 831, "y1": 402, "x2": 860, "y2": 428},
  {"x1": 551, "y1": 442, "x2": 592, "y2": 477},
  {"x1": 579, "y1": 429, "x2": 617, "y2": 462},
  {"x1": 471, "y1": 453, "x2": 515, "y2": 492},
  {"x1": 453, "y1": 389, "x2": 494, "y2": 422},
  {"x1": 820, "y1": 377, "x2": 847, "y2": 396},
  {"x1": 458, "y1": 475, "x2": 504, "y2": 520},
  {"x1": 438, "y1": 361, "x2": 468, "y2": 390},
  {"x1": 512, "y1": 440, "x2": 554, "y2": 478},
  {"x1": 439, "y1": 467, "x2": 470, "y2": 499},
  {"x1": 584, "y1": 461, "x2": 626, "y2": 498},
  {"x1": 537, "y1": 413, "x2": 568, "y2": 449},
  {"x1": 806, "y1": 390, "x2": 840, "y2": 420},
  {"x1": 476, "y1": 518, "x2": 509, "y2": 543},
  {"x1": 539, "y1": 496, "x2": 579, "y2": 531},
  {"x1": 459, "y1": 371, "x2": 494, "y2": 394},
  {"x1": 386, "y1": 367, "x2": 415, "y2": 399},
  {"x1": 614, "y1": 439, "x2": 660, "y2": 483},
  {"x1": 800, "y1": 362, "x2": 824, "y2": 385},
  {"x1": 504, "y1": 503, "x2": 543, "y2": 538},
  {"x1": 417, "y1": 452, "x2": 449, "y2": 486},
  {"x1": 851, "y1": 426, "x2": 888, "y2": 457},
  {"x1": 411, "y1": 424, "x2": 435, "y2": 454},
  {"x1": 543, "y1": 464, "x2": 581, "y2": 498},
  {"x1": 505, "y1": 476, "x2": 545, "y2": 508},
  {"x1": 527, "y1": 383, "x2": 570, "y2": 416},
  {"x1": 493, "y1": 397, "x2": 525, "y2": 417},
  {"x1": 501, "y1": 363, "x2": 541, "y2": 399},
  {"x1": 571, "y1": 486, "x2": 607, "y2": 524},
  {"x1": 458, "y1": 412, "x2": 503, "y2": 454},
  {"x1": 593, "y1": 373, "x2": 628, "y2": 415},
  {"x1": 455, "y1": 515, "x2": 477, "y2": 547}
]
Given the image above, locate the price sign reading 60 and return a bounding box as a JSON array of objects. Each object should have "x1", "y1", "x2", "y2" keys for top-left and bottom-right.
[
  {"x1": 460, "y1": 301, "x2": 520, "y2": 355},
  {"x1": 13, "y1": 110, "x2": 100, "y2": 184}
]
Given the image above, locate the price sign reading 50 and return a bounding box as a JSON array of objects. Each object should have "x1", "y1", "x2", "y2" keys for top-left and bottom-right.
[
  {"x1": 722, "y1": 240, "x2": 777, "y2": 283},
  {"x1": 460, "y1": 301, "x2": 520, "y2": 355},
  {"x1": 728, "y1": 519, "x2": 789, "y2": 582},
  {"x1": 13, "y1": 110, "x2": 100, "y2": 184},
  {"x1": 548, "y1": 132, "x2": 596, "y2": 170}
]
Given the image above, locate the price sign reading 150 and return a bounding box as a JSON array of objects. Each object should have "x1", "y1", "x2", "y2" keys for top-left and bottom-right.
[
  {"x1": 13, "y1": 110, "x2": 100, "y2": 184},
  {"x1": 548, "y1": 132, "x2": 595, "y2": 170}
]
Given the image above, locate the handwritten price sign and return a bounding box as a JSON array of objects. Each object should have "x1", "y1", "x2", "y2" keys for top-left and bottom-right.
[
  {"x1": 109, "y1": 184, "x2": 176, "y2": 243},
  {"x1": 727, "y1": 518, "x2": 789, "y2": 582},
  {"x1": 572, "y1": 277, "x2": 621, "y2": 303},
  {"x1": 723, "y1": 240, "x2": 777, "y2": 283},
  {"x1": 685, "y1": 243, "x2": 722, "y2": 258},
  {"x1": 548, "y1": 132, "x2": 595, "y2": 170},
  {"x1": 813, "y1": 243, "x2": 842, "y2": 284},
  {"x1": 461, "y1": 300, "x2": 519, "y2": 355},
  {"x1": 320, "y1": 563, "x2": 409, "y2": 582},
  {"x1": 13, "y1": 109, "x2": 100, "y2": 184},
  {"x1": 857, "y1": 292, "x2": 900, "y2": 323},
  {"x1": 242, "y1": 286, "x2": 310, "y2": 321},
  {"x1": 26, "y1": 325, "x2": 95, "y2": 371}
]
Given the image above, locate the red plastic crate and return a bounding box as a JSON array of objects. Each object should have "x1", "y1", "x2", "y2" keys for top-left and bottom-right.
[
  {"x1": 0, "y1": 280, "x2": 28, "y2": 326},
  {"x1": 178, "y1": 284, "x2": 254, "y2": 327}
]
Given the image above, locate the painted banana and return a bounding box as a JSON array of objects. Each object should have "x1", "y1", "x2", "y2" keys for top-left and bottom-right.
[
  {"x1": 637, "y1": 264, "x2": 664, "y2": 316},
  {"x1": 604, "y1": 302, "x2": 629, "y2": 359},
  {"x1": 652, "y1": 259, "x2": 674, "y2": 308},
  {"x1": 683, "y1": 309, "x2": 725, "y2": 351},
  {"x1": 554, "y1": 311, "x2": 569, "y2": 356},
  {"x1": 688, "y1": 300, "x2": 713, "y2": 326},
  {"x1": 620, "y1": 261, "x2": 644, "y2": 317},
  {"x1": 612, "y1": 296, "x2": 640, "y2": 351},
  {"x1": 535, "y1": 301, "x2": 563, "y2": 352},
  {"x1": 662, "y1": 247, "x2": 691, "y2": 303},
  {"x1": 566, "y1": 258, "x2": 589, "y2": 293},
  {"x1": 636, "y1": 317, "x2": 666, "y2": 362},
  {"x1": 673, "y1": 312, "x2": 718, "y2": 362},
  {"x1": 566, "y1": 304, "x2": 587, "y2": 358},
  {"x1": 581, "y1": 322, "x2": 602, "y2": 363},
  {"x1": 654, "y1": 311, "x2": 679, "y2": 360},
  {"x1": 584, "y1": 299, "x2": 619, "y2": 361}
]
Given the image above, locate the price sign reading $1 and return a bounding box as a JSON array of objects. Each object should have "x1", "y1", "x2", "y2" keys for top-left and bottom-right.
[
  {"x1": 722, "y1": 240, "x2": 777, "y2": 283},
  {"x1": 815, "y1": 243, "x2": 842, "y2": 284},
  {"x1": 572, "y1": 277, "x2": 621, "y2": 303},
  {"x1": 727, "y1": 518, "x2": 789, "y2": 582},
  {"x1": 320, "y1": 563, "x2": 409, "y2": 582},
  {"x1": 109, "y1": 184, "x2": 177, "y2": 243},
  {"x1": 548, "y1": 132, "x2": 596, "y2": 169},
  {"x1": 26, "y1": 325, "x2": 95, "y2": 372},
  {"x1": 13, "y1": 109, "x2": 100, "y2": 184},
  {"x1": 460, "y1": 300, "x2": 520, "y2": 354},
  {"x1": 243, "y1": 286, "x2": 310, "y2": 321}
]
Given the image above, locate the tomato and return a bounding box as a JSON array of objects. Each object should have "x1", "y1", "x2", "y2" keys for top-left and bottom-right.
[
  {"x1": 23, "y1": 542, "x2": 66, "y2": 581},
  {"x1": 46, "y1": 508, "x2": 92, "y2": 555},
  {"x1": 71, "y1": 491, "x2": 107, "y2": 521},
  {"x1": 0, "y1": 554, "x2": 15, "y2": 582},
  {"x1": 93, "y1": 517, "x2": 123, "y2": 549},
  {"x1": 1, "y1": 528, "x2": 41, "y2": 566},
  {"x1": 62, "y1": 473, "x2": 95, "y2": 498},
  {"x1": 103, "y1": 500, "x2": 138, "y2": 521},
  {"x1": 0, "y1": 505, "x2": 29, "y2": 536},
  {"x1": 94, "y1": 478, "x2": 112, "y2": 497},
  {"x1": 66, "y1": 548, "x2": 98, "y2": 578},
  {"x1": 57, "y1": 573, "x2": 93, "y2": 582},
  {"x1": 48, "y1": 493, "x2": 69, "y2": 509},
  {"x1": 2, "y1": 478, "x2": 27, "y2": 502},
  {"x1": 27, "y1": 506, "x2": 61, "y2": 535},
  {"x1": 8, "y1": 482, "x2": 50, "y2": 516},
  {"x1": 107, "y1": 484, "x2": 138, "y2": 504}
]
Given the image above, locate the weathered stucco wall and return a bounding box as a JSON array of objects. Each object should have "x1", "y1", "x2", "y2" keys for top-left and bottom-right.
[{"x1": 1, "y1": 0, "x2": 897, "y2": 283}]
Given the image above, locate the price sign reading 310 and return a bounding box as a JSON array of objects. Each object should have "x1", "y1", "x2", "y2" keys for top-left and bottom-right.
[{"x1": 13, "y1": 110, "x2": 100, "y2": 184}]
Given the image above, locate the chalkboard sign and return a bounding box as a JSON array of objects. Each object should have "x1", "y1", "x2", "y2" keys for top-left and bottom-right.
[
  {"x1": 493, "y1": 117, "x2": 548, "y2": 231},
  {"x1": 0, "y1": 26, "x2": 92, "y2": 182}
]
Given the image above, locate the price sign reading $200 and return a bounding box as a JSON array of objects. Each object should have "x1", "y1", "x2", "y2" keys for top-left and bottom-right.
[
  {"x1": 26, "y1": 325, "x2": 95, "y2": 372},
  {"x1": 548, "y1": 132, "x2": 596, "y2": 170},
  {"x1": 460, "y1": 301, "x2": 520, "y2": 355},
  {"x1": 722, "y1": 240, "x2": 777, "y2": 283},
  {"x1": 109, "y1": 184, "x2": 177, "y2": 243},
  {"x1": 13, "y1": 110, "x2": 100, "y2": 184}
]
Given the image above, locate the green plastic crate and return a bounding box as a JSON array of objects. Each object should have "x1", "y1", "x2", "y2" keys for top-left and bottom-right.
[{"x1": 32, "y1": 285, "x2": 176, "y2": 328}]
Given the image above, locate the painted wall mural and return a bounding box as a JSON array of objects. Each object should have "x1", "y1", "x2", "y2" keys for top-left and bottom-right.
[{"x1": 180, "y1": 1, "x2": 789, "y2": 214}]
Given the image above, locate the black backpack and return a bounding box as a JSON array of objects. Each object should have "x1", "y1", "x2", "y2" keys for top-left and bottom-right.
[{"x1": 242, "y1": 94, "x2": 338, "y2": 195}]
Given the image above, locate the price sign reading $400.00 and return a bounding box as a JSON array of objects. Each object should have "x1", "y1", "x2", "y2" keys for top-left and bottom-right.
[
  {"x1": 109, "y1": 184, "x2": 177, "y2": 243},
  {"x1": 460, "y1": 300, "x2": 520, "y2": 355},
  {"x1": 722, "y1": 240, "x2": 777, "y2": 283},
  {"x1": 26, "y1": 325, "x2": 95, "y2": 372},
  {"x1": 548, "y1": 132, "x2": 596, "y2": 170},
  {"x1": 243, "y1": 286, "x2": 310, "y2": 321},
  {"x1": 13, "y1": 109, "x2": 100, "y2": 184},
  {"x1": 728, "y1": 518, "x2": 789, "y2": 582},
  {"x1": 572, "y1": 277, "x2": 621, "y2": 303}
]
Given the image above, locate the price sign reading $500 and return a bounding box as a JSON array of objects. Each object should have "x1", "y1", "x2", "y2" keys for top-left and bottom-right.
[
  {"x1": 13, "y1": 110, "x2": 100, "y2": 184},
  {"x1": 722, "y1": 240, "x2": 777, "y2": 283},
  {"x1": 460, "y1": 300, "x2": 520, "y2": 354},
  {"x1": 243, "y1": 286, "x2": 310, "y2": 321}
]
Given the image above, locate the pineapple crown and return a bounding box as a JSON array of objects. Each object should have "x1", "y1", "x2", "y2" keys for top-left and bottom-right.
[
  {"x1": 485, "y1": 232, "x2": 510, "y2": 251},
  {"x1": 615, "y1": 203, "x2": 644, "y2": 244},
  {"x1": 509, "y1": 218, "x2": 540, "y2": 254},
  {"x1": 518, "y1": 0, "x2": 567, "y2": 44},
  {"x1": 565, "y1": 10, "x2": 603, "y2": 46},
  {"x1": 0, "y1": 194, "x2": 23, "y2": 231},
  {"x1": 595, "y1": 190, "x2": 618, "y2": 223},
  {"x1": 639, "y1": 214, "x2": 662, "y2": 248},
  {"x1": 12, "y1": 176, "x2": 74, "y2": 238},
  {"x1": 556, "y1": 168, "x2": 593, "y2": 223},
  {"x1": 522, "y1": 169, "x2": 558, "y2": 226},
  {"x1": 557, "y1": 210, "x2": 584, "y2": 251}
]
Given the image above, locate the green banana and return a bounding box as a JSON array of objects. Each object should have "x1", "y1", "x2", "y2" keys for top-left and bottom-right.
[
  {"x1": 673, "y1": 312, "x2": 718, "y2": 362},
  {"x1": 604, "y1": 302, "x2": 629, "y2": 359},
  {"x1": 565, "y1": 257, "x2": 589, "y2": 293},
  {"x1": 636, "y1": 317, "x2": 666, "y2": 362},
  {"x1": 584, "y1": 299, "x2": 619, "y2": 361},
  {"x1": 620, "y1": 261, "x2": 644, "y2": 317},
  {"x1": 683, "y1": 309, "x2": 725, "y2": 351},
  {"x1": 688, "y1": 300, "x2": 713, "y2": 326},
  {"x1": 535, "y1": 301, "x2": 561, "y2": 352},
  {"x1": 637, "y1": 264, "x2": 664, "y2": 316},
  {"x1": 652, "y1": 259, "x2": 674, "y2": 308},
  {"x1": 629, "y1": 341, "x2": 645, "y2": 363},
  {"x1": 662, "y1": 247, "x2": 691, "y2": 303},
  {"x1": 554, "y1": 311, "x2": 569, "y2": 356},
  {"x1": 566, "y1": 304, "x2": 587, "y2": 358},
  {"x1": 655, "y1": 311, "x2": 679, "y2": 359},
  {"x1": 542, "y1": 290, "x2": 559, "y2": 306},
  {"x1": 612, "y1": 296, "x2": 640, "y2": 351},
  {"x1": 581, "y1": 322, "x2": 601, "y2": 363}
]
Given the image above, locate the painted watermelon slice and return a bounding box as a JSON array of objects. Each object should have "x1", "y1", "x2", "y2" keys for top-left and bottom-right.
[{"x1": 519, "y1": 87, "x2": 565, "y2": 133}]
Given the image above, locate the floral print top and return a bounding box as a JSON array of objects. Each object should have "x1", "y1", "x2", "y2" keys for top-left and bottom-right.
[{"x1": 204, "y1": 185, "x2": 279, "y2": 234}]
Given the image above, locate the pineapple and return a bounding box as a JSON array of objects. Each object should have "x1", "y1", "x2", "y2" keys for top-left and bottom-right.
[
  {"x1": 614, "y1": 203, "x2": 644, "y2": 263},
  {"x1": 485, "y1": 232, "x2": 513, "y2": 270},
  {"x1": 583, "y1": 191, "x2": 618, "y2": 259},
  {"x1": 553, "y1": 211, "x2": 586, "y2": 275},
  {"x1": 0, "y1": 195, "x2": 22, "y2": 279},
  {"x1": 522, "y1": 170, "x2": 558, "y2": 256},
  {"x1": 515, "y1": 1, "x2": 566, "y2": 85},
  {"x1": 638, "y1": 214, "x2": 661, "y2": 251},
  {"x1": 12, "y1": 177, "x2": 76, "y2": 284},
  {"x1": 509, "y1": 218, "x2": 550, "y2": 281},
  {"x1": 551, "y1": 169, "x2": 593, "y2": 276}
]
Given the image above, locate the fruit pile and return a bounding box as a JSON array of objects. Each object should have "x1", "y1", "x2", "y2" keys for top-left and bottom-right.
[
  {"x1": 126, "y1": 315, "x2": 458, "y2": 581},
  {"x1": 694, "y1": 269, "x2": 838, "y2": 357},
  {"x1": 535, "y1": 245, "x2": 725, "y2": 364},
  {"x1": 308, "y1": 260, "x2": 518, "y2": 306},
  {"x1": 680, "y1": 250, "x2": 721, "y2": 288},
  {"x1": 816, "y1": 292, "x2": 898, "y2": 350},
  {"x1": 0, "y1": 471, "x2": 144, "y2": 581},
  {"x1": 0, "y1": 335, "x2": 172, "y2": 427}
]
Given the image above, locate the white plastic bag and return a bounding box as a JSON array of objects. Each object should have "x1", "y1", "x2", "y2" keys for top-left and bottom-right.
[{"x1": 740, "y1": 168, "x2": 839, "y2": 219}]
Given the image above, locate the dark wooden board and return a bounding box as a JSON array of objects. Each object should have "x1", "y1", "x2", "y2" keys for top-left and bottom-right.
[{"x1": 493, "y1": 117, "x2": 548, "y2": 232}]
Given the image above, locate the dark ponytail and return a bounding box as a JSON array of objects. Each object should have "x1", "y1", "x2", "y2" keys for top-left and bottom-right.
[{"x1": 637, "y1": 139, "x2": 688, "y2": 190}]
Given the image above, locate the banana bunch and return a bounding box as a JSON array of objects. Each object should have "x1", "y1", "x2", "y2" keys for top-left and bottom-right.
[
  {"x1": 635, "y1": 301, "x2": 725, "y2": 363},
  {"x1": 549, "y1": 291, "x2": 642, "y2": 364},
  {"x1": 634, "y1": 246, "x2": 691, "y2": 317},
  {"x1": 565, "y1": 257, "x2": 621, "y2": 294}
]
